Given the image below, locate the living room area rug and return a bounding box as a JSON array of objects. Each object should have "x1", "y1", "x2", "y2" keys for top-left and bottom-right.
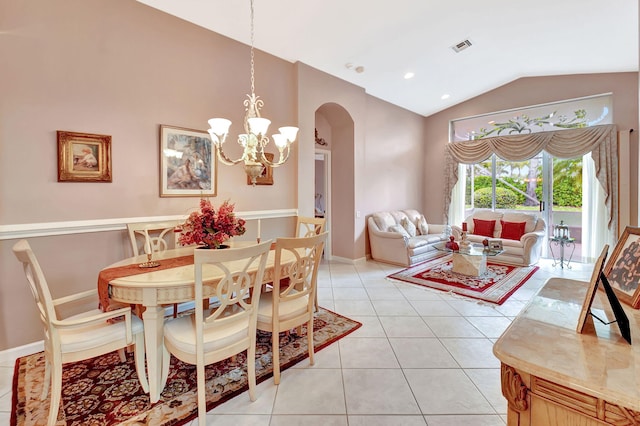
[
  {"x1": 11, "y1": 307, "x2": 361, "y2": 426},
  {"x1": 387, "y1": 254, "x2": 539, "y2": 305}
]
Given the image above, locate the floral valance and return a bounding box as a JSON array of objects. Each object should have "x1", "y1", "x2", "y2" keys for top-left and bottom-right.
[{"x1": 443, "y1": 124, "x2": 618, "y2": 232}]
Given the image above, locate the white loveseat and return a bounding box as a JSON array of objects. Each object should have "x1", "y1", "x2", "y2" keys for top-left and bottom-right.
[
  {"x1": 368, "y1": 209, "x2": 459, "y2": 267},
  {"x1": 456, "y1": 210, "x2": 546, "y2": 266}
]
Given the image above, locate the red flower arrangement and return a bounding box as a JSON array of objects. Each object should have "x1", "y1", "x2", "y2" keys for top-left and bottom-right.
[{"x1": 178, "y1": 199, "x2": 246, "y2": 248}]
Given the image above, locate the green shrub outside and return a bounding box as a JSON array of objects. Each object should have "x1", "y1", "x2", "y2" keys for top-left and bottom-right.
[
  {"x1": 471, "y1": 175, "x2": 581, "y2": 208},
  {"x1": 474, "y1": 187, "x2": 518, "y2": 208}
]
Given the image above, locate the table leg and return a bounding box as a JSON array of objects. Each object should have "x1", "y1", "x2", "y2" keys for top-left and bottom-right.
[{"x1": 142, "y1": 305, "x2": 166, "y2": 403}]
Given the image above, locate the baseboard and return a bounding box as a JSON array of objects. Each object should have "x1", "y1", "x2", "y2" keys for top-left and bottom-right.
[
  {"x1": 0, "y1": 341, "x2": 43, "y2": 366},
  {"x1": 330, "y1": 255, "x2": 368, "y2": 265}
]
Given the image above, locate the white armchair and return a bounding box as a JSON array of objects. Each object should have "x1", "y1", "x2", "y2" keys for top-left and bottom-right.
[{"x1": 12, "y1": 239, "x2": 148, "y2": 426}]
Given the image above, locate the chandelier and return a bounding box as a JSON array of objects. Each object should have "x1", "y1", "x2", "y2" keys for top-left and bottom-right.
[{"x1": 207, "y1": 0, "x2": 298, "y2": 185}]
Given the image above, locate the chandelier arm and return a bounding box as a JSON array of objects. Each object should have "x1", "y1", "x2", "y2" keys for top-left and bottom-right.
[
  {"x1": 260, "y1": 146, "x2": 290, "y2": 167},
  {"x1": 215, "y1": 147, "x2": 247, "y2": 166}
]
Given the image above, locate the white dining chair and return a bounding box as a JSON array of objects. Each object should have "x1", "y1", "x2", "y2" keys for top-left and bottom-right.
[
  {"x1": 256, "y1": 232, "x2": 327, "y2": 384},
  {"x1": 295, "y1": 215, "x2": 326, "y2": 238},
  {"x1": 127, "y1": 220, "x2": 182, "y2": 256},
  {"x1": 127, "y1": 220, "x2": 183, "y2": 316},
  {"x1": 162, "y1": 240, "x2": 272, "y2": 424},
  {"x1": 12, "y1": 239, "x2": 149, "y2": 426},
  {"x1": 295, "y1": 216, "x2": 326, "y2": 311}
]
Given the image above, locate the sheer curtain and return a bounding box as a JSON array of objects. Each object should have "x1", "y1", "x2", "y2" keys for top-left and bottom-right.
[
  {"x1": 447, "y1": 163, "x2": 466, "y2": 226},
  {"x1": 582, "y1": 154, "x2": 611, "y2": 261}
]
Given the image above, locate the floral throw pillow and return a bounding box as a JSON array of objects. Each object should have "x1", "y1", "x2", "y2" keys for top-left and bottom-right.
[
  {"x1": 415, "y1": 215, "x2": 429, "y2": 235},
  {"x1": 400, "y1": 217, "x2": 417, "y2": 237},
  {"x1": 473, "y1": 219, "x2": 496, "y2": 238},
  {"x1": 390, "y1": 224, "x2": 411, "y2": 238}
]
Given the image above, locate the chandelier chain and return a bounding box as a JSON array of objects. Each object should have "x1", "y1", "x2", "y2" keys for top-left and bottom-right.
[{"x1": 249, "y1": 0, "x2": 255, "y2": 97}]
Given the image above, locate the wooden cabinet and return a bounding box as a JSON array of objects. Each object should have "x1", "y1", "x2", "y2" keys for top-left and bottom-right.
[{"x1": 494, "y1": 277, "x2": 640, "y2": 425}]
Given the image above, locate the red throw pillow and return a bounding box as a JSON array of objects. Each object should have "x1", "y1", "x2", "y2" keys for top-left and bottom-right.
[
  {"x1": 500, "y1": 220, "x2": 527, "y2": 240},
  {"x1": 473, "y1": 219, "x2": 496, "y2": 237}
]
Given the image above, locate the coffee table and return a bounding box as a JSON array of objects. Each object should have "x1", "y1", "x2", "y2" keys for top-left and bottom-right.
[{"x1": 434, "y1": 242, "x2": 503, "y2": 276}]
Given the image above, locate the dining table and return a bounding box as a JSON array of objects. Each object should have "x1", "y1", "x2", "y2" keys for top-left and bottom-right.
[{"x1": 98, "y1": 241, "x2": 293, "y2": 403}]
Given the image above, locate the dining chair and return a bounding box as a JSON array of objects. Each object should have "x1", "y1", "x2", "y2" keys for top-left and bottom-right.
[
  {"x1": 256, "y1": 232, "x2": 327, "y2": 384},
  {"x1": 12, "y1": 239, "x2": 149, "y2": 426},
  {"x1": 127, "y1": 220, "x2": 183, "y2": 317},
  {"x1": 295, "y1": 216, "x2": 326, "y2": 311},
  {"x1": 162, "y1": 240, "x2": 272, "y2": 424},
  {"x1": 127, "y1": 220, "x2": 182, "y2": 256},
  {"x1": 295, "y1": 215, "x2": 326, "y2": 238}
]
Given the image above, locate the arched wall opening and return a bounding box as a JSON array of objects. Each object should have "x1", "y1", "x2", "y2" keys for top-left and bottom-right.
[{"x1": 315, "y1": 103, "x2": 355, "y2": 260}]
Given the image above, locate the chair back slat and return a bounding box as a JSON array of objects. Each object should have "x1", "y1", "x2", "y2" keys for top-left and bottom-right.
[
  {"x1": 295, "y1": 216, "x2": 326, "y2": 238},
  {"x1": 194, "y1": 241, "x2": 271, "y2": 336},
  {"x1": 127, "y1": 220, "x2": 181, "y2": 256},
  {"x1": 12, "y1": 240, "x2": 57, "y2": 333},
  {"x1": 272, "y1": 232, "x2": 327, "y2": 309}
]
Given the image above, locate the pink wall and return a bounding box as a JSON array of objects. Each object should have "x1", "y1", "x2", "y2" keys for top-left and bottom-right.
[
  {"x1": 422, "y1": 73, "x2": 639, "y2": 225},
  {"x1": 0, "y1": 0, "x2": 298, "y2": 225}
]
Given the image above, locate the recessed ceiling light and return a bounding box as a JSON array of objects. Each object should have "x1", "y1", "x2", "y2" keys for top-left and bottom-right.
[
  {"x1": 404, "y1": 72, "x2": 415, "y2": 79},
  {"x1": 441, "y1": 94, "x2": 450, "y2": 100}
]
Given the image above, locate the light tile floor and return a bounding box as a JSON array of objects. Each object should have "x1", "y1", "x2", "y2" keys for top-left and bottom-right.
[{"x1": 0, "y1": 258, "x2": 591, "y2": 425}]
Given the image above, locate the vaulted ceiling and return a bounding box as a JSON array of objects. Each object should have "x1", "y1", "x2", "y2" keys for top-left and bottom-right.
[{"x1": 137, "y1": 0, "x2": 638, "y2": 117}]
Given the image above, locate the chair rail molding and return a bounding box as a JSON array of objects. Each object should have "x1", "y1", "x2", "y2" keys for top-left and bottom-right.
[{"x1": 0, "y1": 209, "x2": 298, "y2": 240}]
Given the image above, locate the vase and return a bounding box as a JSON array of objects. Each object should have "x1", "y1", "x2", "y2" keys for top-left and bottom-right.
[{"x1": 198, "y1": 244, "x2": 230, "y2": 250}]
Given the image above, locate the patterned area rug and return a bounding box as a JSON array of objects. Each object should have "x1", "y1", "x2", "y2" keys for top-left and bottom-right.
[
  {"x1": 11, "y1": 308, "x2": 360, "y2": 426},
  {"x1": 388, "y1": 254, "x2": 538, "y2": 305}
]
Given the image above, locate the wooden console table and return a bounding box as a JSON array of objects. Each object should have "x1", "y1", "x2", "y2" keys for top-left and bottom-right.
[{"x1": 493, "y1": 277, "x2": 640, "y2": 425}]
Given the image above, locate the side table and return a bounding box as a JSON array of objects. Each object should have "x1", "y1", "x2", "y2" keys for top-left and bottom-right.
[{"x1": 549, "y1": 236, "x2": 576, "y2": 269}]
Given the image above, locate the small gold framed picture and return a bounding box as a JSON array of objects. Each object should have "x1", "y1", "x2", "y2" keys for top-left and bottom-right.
[
  {"x1": 247, "y1": 152, "x2": 274, "y2": 185},
  {"x1": 57, "y1": 131, "x2": 112, "y2": 182}
]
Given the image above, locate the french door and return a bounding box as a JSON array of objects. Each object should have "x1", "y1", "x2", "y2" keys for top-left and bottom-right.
[{"x1": 464, "y1": 152, "x2": 583, "y2": 259}]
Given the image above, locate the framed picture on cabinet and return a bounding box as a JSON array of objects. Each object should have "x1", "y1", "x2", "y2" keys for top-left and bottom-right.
[
  {"x1": 603, "y1": 226, "x2": 640, "y2": 308},
  {"x1": 576, "y1": 244, "x2": 608, "y2": 333},
  {"x1": 159, "y1": 125, "x2": 216, "y2": 197},
  {"x1": 57, "y1": 130, "x2": 112, "y2": 182}
]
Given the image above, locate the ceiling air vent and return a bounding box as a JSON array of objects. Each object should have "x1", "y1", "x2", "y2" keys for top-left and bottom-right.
[{"x1": 451, "y1": 39, "x2": 472, "y2": 53}]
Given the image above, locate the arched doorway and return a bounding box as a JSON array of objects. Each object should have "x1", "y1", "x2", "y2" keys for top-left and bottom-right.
[{"x1": 314, "y1": 103, "x2": 355, "y2": 261}]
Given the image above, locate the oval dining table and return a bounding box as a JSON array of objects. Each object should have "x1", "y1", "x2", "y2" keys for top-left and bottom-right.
[{"x1": 101, "y1": 241, "x2": 293, "y2": 403}]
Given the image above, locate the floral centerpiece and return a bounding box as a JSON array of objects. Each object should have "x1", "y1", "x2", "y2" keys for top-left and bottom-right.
[{"x1": 178, "y1": 199, "x2": 246, "y2": 248}]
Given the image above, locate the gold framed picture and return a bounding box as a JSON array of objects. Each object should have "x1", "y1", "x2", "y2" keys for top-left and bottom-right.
[
  {"x1": 603, "y1": 226, "x2": 640, "y2": 308},
  {"x1": 247, "y1": 152, "x2": 274, "y2": 185},
  {"x1": 159, "y1": 125, "x2": 216, "y2": 197},
  {"x1": 57, "y1": 131, "x2": 112, "y2": 182}
]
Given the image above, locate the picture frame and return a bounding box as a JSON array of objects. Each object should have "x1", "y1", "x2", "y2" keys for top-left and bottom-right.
[
  {"x1": 488, "y1": 240, "x2": 503, "y2": 251},
  {"x1": 247, "y1": 152, "x2": 274, "y2": 185},
  {"x1": 603, "y1": 226, "x2": 640, "y2": 308},
  {"x1": 57, "y1": 130, "x2": 112, "y2": 182},
  {"x1": 576, "y1": 244, "x2": 608, "y2": 333},
  {"x1": 160, "y1": 125, "x2": 216, "y2": 197}
]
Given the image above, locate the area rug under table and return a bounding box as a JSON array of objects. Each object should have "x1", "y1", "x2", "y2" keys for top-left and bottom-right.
[
  {"x1": 387, "y1": 254, "x2": 539, "y2": 305},
  {"x1": 11, "y1": 307, "x2": 361, "y2": 426}
]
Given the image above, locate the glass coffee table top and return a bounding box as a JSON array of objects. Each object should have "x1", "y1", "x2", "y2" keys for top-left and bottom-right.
[{"x1": 434, "y1": 242, "x2": 503, "y2": 257}]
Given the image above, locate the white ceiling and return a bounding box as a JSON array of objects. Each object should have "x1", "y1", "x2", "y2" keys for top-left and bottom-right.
[{"x1": 137, "y1": 0, "x2": 638, "y2": 117}]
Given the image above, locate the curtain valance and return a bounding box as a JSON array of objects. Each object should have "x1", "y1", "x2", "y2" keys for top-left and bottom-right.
[{"x1": 443, "y1": 124, "x2": 618, "y2": 233}]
